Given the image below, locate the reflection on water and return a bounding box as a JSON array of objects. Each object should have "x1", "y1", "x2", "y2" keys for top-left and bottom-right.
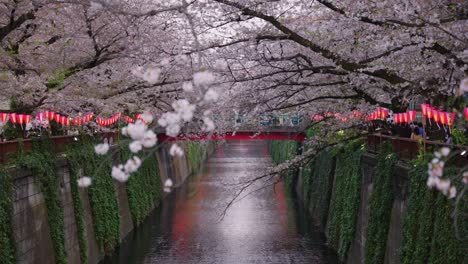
[{"x1": 101, "y1": 141, "x2": 338, "y2": 264}]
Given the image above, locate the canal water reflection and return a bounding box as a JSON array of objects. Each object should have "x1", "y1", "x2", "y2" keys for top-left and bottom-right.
[{"x1": 101, "y1": 141, "x2": 338, "y2": 264}]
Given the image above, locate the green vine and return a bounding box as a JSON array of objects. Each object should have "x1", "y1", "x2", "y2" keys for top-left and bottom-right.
[
  {"x1": 401, "y1": 157, "x2": 466, "y2": 264},
  {"x1": 325, "y1": 140, "x2": 364, "y2": 260},
  {"x1": 0, "y1": 168, "x2": 15, "y2": 264},
  {"x1": 67, "y1": 139, "x2": 120, "y2": 255},
  {"x1": 66, "y1": 144, "x2": 91, "y2": 264},
  {"x1": 15, "y1": 139, "x2": 67, "y2": 264},
  {"x1": 268, "y1": 140, "x2": 300, "y2": 192},
  {"x1": 119, "y1": 143, "x2": 162, "y2": 226},
  {"x1": 365, "y1": 142, "x2": 397, "y2": 264},
  {"x1": 187, "y1": 142, "x2": 207, "y2": 172},
  {"x1": 307, "y1": 149, "x2": 335, "y2": 227}
]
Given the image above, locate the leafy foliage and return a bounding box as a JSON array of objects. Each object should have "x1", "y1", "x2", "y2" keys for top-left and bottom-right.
[
  {"x1": 365, "y1": 142, "x2": 397, "y2": 264},
  {"x1": 268, "y1": 140, "x2": 300, "y2": 192},
  {"x1": 325, "y1": 140, "x2": 365, "y2": 260},
  {"x1": 15, "y1": 139, "x2": 67, "y2": 264},
  {"x1": 66, "y1": 143, "x2": 92, "y2": 264},
  {"x1": 304, "y1": 149, "x2": 335, "y2": 227},
  {"x1": 80, "y1": 141, "x2": 120, "y2": 255},
  {"x1": 401, "y1": 158, "x2": 466, "y2": 264},
  {"x1": 187, "y1": 142, "x2": 207, "y2": 172},
  {"x1": 119, "y1": 143, "x2": 163, "y2": 226},
  {"x1": 0, "y1": 168, "x2": 15, "y2": 264}
]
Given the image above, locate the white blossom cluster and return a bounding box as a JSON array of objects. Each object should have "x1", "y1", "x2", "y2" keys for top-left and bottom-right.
[
  {"x1": 169, "y1": 144, "x2": 184, "y2": 157},
  {"x1": 111, "y1": 156, "x2": 142, "y2": 182},
  {"x1": 164, "y1": 178, "x2": 173, "y2": 193},
  {"x1": 158, "y1": 99, "x2": 196, "y2": 137},
  {"x1": 122, "y1": 120, "x2": 157, "y2": 153},
  {"x1": 77, "y1": 176, "x2": 92, "y2": 188},
  {"x1": 426, "y1": 148, "x2": 458, "y2": 199}
]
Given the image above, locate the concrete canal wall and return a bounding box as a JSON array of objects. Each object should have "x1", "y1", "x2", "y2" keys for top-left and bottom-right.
[
  {"x1": 270, "y1": 140, "x2": 464, "y2": 264},
  {"x1": 4, "y1": 141, "x2": 214, "y2": 264}
]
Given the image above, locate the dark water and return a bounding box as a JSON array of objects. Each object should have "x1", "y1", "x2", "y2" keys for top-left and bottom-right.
[{"x1": 101, "y1": 141, "x2": 338, "y2": 264}]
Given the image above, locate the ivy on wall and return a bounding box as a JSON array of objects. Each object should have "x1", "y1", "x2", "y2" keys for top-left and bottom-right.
[
  {"x1": 0, "y1": 168, "x2": 15, "y2": 264},
  {"x1": 66, "y1": 143, "x2": 93, "y2": 264},
  {"x1": 187, "y1": 141, "x2": 207, "y2": 172},
  {"x1": 364, "y1": 143, "x2": 397, "y2": 264},
  {"x1": 80, "y1": 141, "x2": 120, "y2": 255},
  {"x1": 401, "y1": 159, "x2": 466, "y2": 264},
  {"x1": 306, "y1": 149, "x2": 335, "y2": 227},
  {"x1": 16, "y1": 139, "x2": 67, "y2": 264},
  {"x1": 325, "y1": 140, "x2": 364, "y2": 260},
  {"x1": 268, "y1": 140, "x2": 300, "y2": 192},
  {"x1": 119, "y1": 143, "x2": 162, "y2": 226}
]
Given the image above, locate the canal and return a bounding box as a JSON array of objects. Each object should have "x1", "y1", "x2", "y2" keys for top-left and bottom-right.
[{"x1": 101, "y1": 141, "x2": 339, "y2": 264}]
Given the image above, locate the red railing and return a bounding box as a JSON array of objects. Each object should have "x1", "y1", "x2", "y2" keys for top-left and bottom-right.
[
  {"x1": 1, "y1": 132, "x2": 466, "y2": 164},
  {"x1": 0, "y1": 132, "x2": 119, "y2": 164},
  {"x1": 367, "y1": 134, "x2": 468, "y2": 161}
]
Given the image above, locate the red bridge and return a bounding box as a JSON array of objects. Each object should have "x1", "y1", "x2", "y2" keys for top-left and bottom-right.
[{"x1": 157, "y1": 132, "x2": 306, "y2": 142}]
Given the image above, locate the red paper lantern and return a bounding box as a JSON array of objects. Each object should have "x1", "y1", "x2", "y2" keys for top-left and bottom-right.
[
  {"x1": 382, "y1": 109, "x2": 389, "y2": 119},
  {"x1": 464, "y1": 108, "x2": 468, "y2": 121},
  {"x1": 54, "y1": 114, "x2": 61, "y2": 124},
  {"x1": 25, "y1": 115, "x2": 31, "y2": 124},
  {"x1": 60, "y1": 116, "x2": 67, "y2": 125},
  {"x1": 427, "y1": 107, "x2": 433, "y2": 119},
  {"x1": 17, "y1": 114, "x2": 24, "y2": 125},
  {"x1": 432, "y1": 109, "x2": 440, "y2": 123},
  {"x1": 394, "y1": 114, "x2": 400, "y2": 123},
  {"x1": 447, "y1": 112, "x2": 455, "y2": 126},
  {"x1": 439, "y1": 112, "x2": 447, "y2": 124},
  {"x1": 408, "y1": 110, "x2": 416, "y2": 122},
  {"x1": 49, "y1": 112, "x2": 55, "y2": 120},
  {"x1": 0, "y1": 113, "x2": 7, "y2": 122},
  {"x1": 9, "y1": 113, "x2": 17, "y2": 124},
  {"x1": 65, "y1": 118, "x2": 70, "y2": 126},
  {"x1": 421, "y1": 104, "x2": 429, "y2": 116},
  {"x1": 403, "y1": 113, "x2": 408, "y2": 123},
  {"x1": 36, "y1": 112, "x2": 43, "y2": 122}
]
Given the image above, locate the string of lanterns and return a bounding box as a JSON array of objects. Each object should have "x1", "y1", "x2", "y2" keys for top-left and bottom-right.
[
  {"x1": 315, "y1": 105, "x2": 468, "y2": 126},
  {"x1": 0, "y1": 111, "x2": 148, "y2": 130},
  {"x1": 367, "y1": 105, "x2": 468, "y2": 127}
]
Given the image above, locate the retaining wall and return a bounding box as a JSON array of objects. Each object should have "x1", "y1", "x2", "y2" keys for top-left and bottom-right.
[{"x1": 8, "y1": 141, "x2": 213, "y2": 264}]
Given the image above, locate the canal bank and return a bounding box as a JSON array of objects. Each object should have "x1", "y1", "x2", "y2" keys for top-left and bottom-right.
[
  {"x1": 101, "y1": 141, "x2": 339, "y2": 264},
  {"x1": 270, "y1": 139, "x2": 466, "y2": 264},
  {"x1": 0, "y1": 138, "x2": 213, "y2": 264}
]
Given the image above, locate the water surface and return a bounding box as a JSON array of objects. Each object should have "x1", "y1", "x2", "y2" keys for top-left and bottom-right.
[{"x1": 102, "y1": 141, "x2": 338, "y2": 264}]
